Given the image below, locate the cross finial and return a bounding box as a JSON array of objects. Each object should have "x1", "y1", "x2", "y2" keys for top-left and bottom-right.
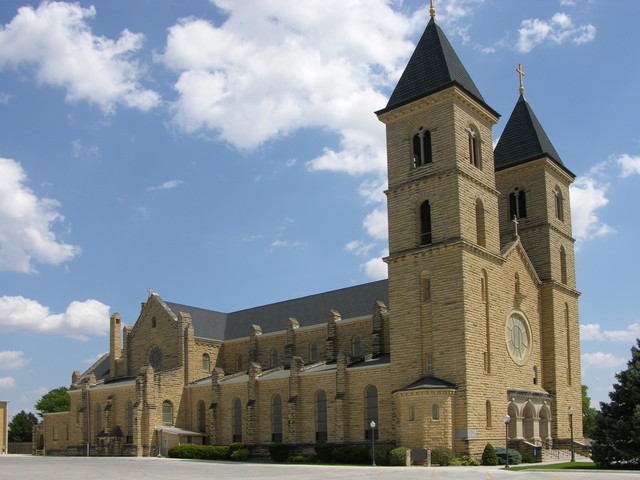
[
  {"x1": 148, "y1": 288, "x2": 154, "y2": 298},
  {"x1": 516, "y1": 64, "x2": 525, "y2": 96},
  {"x1": 512, "y1": 215, "x2": 519, "y2": 238},
  {"x1": 429, "y1": 0, "x2": 436, "y2": 18}
]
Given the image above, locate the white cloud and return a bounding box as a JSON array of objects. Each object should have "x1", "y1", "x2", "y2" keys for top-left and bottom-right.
[
  {"x1": 146, "y1": 180, "x2": 184, "y2": 191},
  {"x1": 0, "y1": 158, "x2": 80, "y2": 273},
  {"x1": 617, "y1": 153, "x2": 640, "y2": 178},
  {"x1": 363, "y1": 207, "x2": 388, "y2": 241},
  {"x1": 71, "y1": 139, "x2": 101, "y2": 160},
  {"x1": 160, "y1": 0, "x2": 419, "y2": 171},
  {"x1": 581, "y1": 352, "x2": 626, "y2": 369},
  {"x1": 344, "y1": 240, "x2": 375, "y2": 257},
  {"x1": 516, "y1": 12, "x2": 596, "y2": 53},
  {"x1": 271, "y1": 239, "x2": 304, "y2": 249},
  {"x1": 570, "y1": 173, "x2": 613, "y2": 243},
  {"x1": 0, "y1": 296, "x2": 110, "y2": 341},
  {"x1": 0, "y1": 351, "x2": 31, "y2": 370},
  {"x1": 581, "y1": 323, "x2": 640, "y2": 343},
  {"x1": 0, "y1": 377, "x2": 15, "y2": 390},
  {"x1": 362, "y1": 249, "x2": 388, "y2": 280},
  {"x1": 0, "y1": 1, "x2": 159, "y2": 113},
  {"x1": 0, "y1": 91, "x2": 11, "y2": 104}
]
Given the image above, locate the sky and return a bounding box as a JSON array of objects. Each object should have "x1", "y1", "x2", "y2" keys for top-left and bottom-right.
[{"x1": 0, "y1": 0, "x2": 639, "y2": 420}]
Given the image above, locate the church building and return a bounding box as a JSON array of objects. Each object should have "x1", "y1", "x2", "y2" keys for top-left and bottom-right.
[{"x1": 37, "y1": 4, "x2": 583, "y2": 459}]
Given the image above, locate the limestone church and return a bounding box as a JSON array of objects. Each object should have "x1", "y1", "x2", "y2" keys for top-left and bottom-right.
[{"x1": 38, "y1": 5, "x2": 583, "y2": 458}]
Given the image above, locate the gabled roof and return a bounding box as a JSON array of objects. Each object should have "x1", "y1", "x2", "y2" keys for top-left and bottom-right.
[
  {"x1": 494, "y1": 95, "x2": 574, "y2": 178},
  {"x1": 395, "y1": 375, "x2": 457, "y2": 393},
  {"x1": 378, "y1": 17, "x2": 496, "y2": 117},
  {"x1": 165, "y1": 279, "x2": 389, "y2": 341}
]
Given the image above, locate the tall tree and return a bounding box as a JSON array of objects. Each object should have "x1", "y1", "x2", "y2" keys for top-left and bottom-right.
[
  {"x1": 591, "y1": 339, "x2": 640, "y2": 467},
  {"x1": 34, "y1": 386, "x2": 70, "y2": 418},
  {"x1": 582, "y1": 384, "x2": 597, "y2": 437},
  {"x1": 8, "y1": 410, "x2": 38, "y2": 442}
]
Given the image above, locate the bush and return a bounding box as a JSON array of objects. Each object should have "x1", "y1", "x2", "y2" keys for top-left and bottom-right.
[
  {"x1": 269, "y1": 443, "x2": 290, "y2": 463},
  {"x1": 315, "y1": 443, "x2": 335, "y2": 463},
  {"x1": 167, "y1": 444, "x2": 230, "y2": 460},
  {"x1": 495, "y1": 447, "x2": 521, "y2": 465},
  {"x1": 228, "y1": 442, "x2": 245, "y2": 456},
  {"x1": 481, "y1": 443, "x2": 499, "y2": 466},
  {"x1": 372, "y1": 444, "x2": 395, "y2": 466},
  {"x1": 288, "y1": 455, "x2": 306, "y2": 463},
  {"x1": 520, "y1": 452, "x2": 535, "y2": 463},
  {"x1": 332, "y1": 445, "x2": 370, "y2": 464},
  {"x1": 389, "y1": 447, "x2": 410, "y2": 466},
  {"x1": 451, "y1": 455, "x2": 481, "y2": 466},
  {"x1": 431, "y1": 446, "x2": 455, "y2": 466},
  {"x1": 230, "y1": 448, "x2": 250, "y2": 461}
]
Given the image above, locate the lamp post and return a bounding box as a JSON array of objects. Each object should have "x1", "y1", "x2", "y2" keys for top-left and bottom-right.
[
  {"x1": 568, "y1": 407, "x2": 575, "y2": 462},
  {"x1": 504, "y1": 415, "x2": 511, "y2": 469},
  {"x1": 370, "y1": 420, "x2": 376, "y2": 466}
]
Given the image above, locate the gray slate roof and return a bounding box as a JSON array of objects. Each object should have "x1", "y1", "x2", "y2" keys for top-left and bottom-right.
[
  {"x1": 166, "y1": 279, "x2": 388, "y2": 341},
  {"x1": 378, "y1": 17, "x2": 497, "y2": 117},
  {"x1": 396, "y1": 375, "x2": 457, "y2": 393},
  {"x1": 494, "y1": 95, "x2": 574, "y2": 178}
]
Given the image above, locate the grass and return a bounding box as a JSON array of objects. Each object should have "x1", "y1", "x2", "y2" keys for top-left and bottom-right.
[{"x1": 511, "y1": 461, "x2": 599, "y2": 471}]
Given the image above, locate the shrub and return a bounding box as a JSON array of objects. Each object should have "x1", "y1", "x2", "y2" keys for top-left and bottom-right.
[
  {"x1": 228, "y1": 442, "x2": 245, "y2": 456},
  {"x1": 520, "y1": 452, "x2": 535, "y2": 463},
  {"x1": 451, "y1": 455, "x2": 481, "y2": 466},
  {"x1": 230, "y1": 448, "x2": 250, "y2": 461},
  {"x1": 372, "y1": 444, "x2": 395, "y2": 466},
  {"x1": 495, "y1": 447, "x2": 521, "y2": 465},
  {"x1": 389, "y1": 447, "x2": 410, "y2": 466},
  {"x1": 167, "y1": 444, "x2": 230, "y2": 460},
  {"x1": 288, "y1": 455, "x2": 306, "y2": 463},
  {"x1": 481, "y1": 443, "x2": 499, "y2": 466},
  {"x1": 431, "y1": 446, "x2": 455, "y2": 466},
  {"x1": 332, "y1": 445, "x2": 370, "y2": 464},
  {"x1": 315, "y1": 443, "x2": 335, "y2": 463},
  {"x1": 269, "y1": 443, "x2": 290, "y2": 463}
]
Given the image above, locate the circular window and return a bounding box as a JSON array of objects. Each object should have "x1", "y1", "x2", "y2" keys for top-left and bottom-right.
[
  {"x1": 505, "y1": 313, "x2": 531, "y2": 364},
  {"x1": 149, "y1": 346, "x2": 163, "y2": 370}
]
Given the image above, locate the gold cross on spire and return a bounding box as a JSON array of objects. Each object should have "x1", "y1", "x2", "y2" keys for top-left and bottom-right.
[
  {"x1": 516, "y1": 64, "x2": 525, "y2": 95},
  {"x1": 430, "y1": 0, "x2": 436, "y2": 18}
]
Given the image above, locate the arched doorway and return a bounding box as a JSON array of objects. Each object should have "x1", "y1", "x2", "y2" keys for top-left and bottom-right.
[
  {"x1": 507, "y1": 403, "x2": 518, "y2": 439},
  {"x1": 539, "y1": 406, "x2": 551, "y2": 441},
  {"x1": 523, "y1": 403, "x2": 535, "y2": 440}
]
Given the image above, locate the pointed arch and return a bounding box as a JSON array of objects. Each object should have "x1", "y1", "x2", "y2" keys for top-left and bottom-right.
[
  {"x1": 554, "y1": 186, "x2": 564, "y2": 221},
  {"x1": 365, "y1": 385, "x2": 378, "y2": 440},
  {"x1": 475, "y1": 198, "x2": 486, "y2": 247},
  {"x1": 523, "y1": 402, "x2": 535, "y2": 439},
  {"x1": 412, "y1": 127, "x2": 432, "y2": 167},
  {"x1": 509, "y1": 188, "x2": 527, "y2": 220},
  {"x1": 560, "y1": 246, "x2": 568, "y2": 284},
  {"x1": 232, "y1": 397, "x2": 242, "y2": 443},
  {"x1": 420, "y1": 200, "x2": 432, "y2": 245},
  {"x1": 271, "y1": 394, "x2": 283, "y2": 442},
  {"x1": 162, "y1": 400, "x2": 173, "y2": 426},
  {"x1": 315, "y1": 390, "x2": 328, "y2": 443},
  {"x1": 197, "y1": 400, "x2": 206, "y2": 433},
  {"x1": 468, "y1": 126, "x2": 481, "y2": 168}
]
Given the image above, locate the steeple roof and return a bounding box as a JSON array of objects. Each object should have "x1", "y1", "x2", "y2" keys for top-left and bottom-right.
[
  {"x1": 378, "y1": 17, "x2": 497, "y2": 117},
  {"x1": 494, "y1": 95, "x2": 574, "y2": 178}
]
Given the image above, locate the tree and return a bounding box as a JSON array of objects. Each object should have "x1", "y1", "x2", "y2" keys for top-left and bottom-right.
[
  {"x1": 591, "y1": 339, "x2": 640, "y2": 467},
  {"x1": 34, "y1": 386, "x2": 70, "y2": 418},
  {"x1": 582, "y1": 384, "x2": 597, "y2": 437},
  {"x1": 8, "y1": 410, "x2": 38, "y2": 442}
]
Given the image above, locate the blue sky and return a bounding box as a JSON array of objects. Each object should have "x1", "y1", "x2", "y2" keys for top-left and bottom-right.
[{"x1": 1, "y1": 0, "x2": 639, "y2": 419}]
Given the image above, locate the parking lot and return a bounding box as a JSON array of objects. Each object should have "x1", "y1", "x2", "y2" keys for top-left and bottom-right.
[{"x1": 1, "y1": 455, "x2": 638, "y2": 480}]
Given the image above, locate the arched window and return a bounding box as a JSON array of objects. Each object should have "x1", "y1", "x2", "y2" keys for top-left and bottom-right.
[
  {"x1": 197, "y1": 400, "x2": 206, "y2": 433},
  {"x1": 486, "y1": 400, "x2": 492, "y2": 428},
  {"x1": 412, "y1": 127, "x2": 432, "y2": 167},
  {"x1": 162, "y1": 400, "x2": 173, "y2": 426},
  {"x1": 309, "y1": 343, "x2": 318, "y2": 363},
  {"x1": 420, "y1": 200, "x2": 432, "y2": 246},
  {"x1": 352, "y1": 336, "x2": 362, "y2": 357},
  {"x1": 560, "y1": 246, "x2": 568, "y2": 284},
  {"x1": 554, "y1": 186, "x2": 564, "y2": 221},
  {"x1": 468, "y1": 127, "x2": 481, "y2": 168},
  {"x1": 95, "y1": 403, "x2": 102, "y2": 436},
  {"x1": 365, "y1": 386, "x2": 378, "y2": 440},
  {"x1": 432, "y1": 403, "x2": 440, "y2": 420},
  {"x1": 125, "y1": 401, "x2": 133, "y2": 443},
  {"x1": 202, "y1": 353, "x2": 210, "y2": 372},
  {"x1": 315, "y1": 390, "x2": 328, "y2": 443},
  {"x1": 232, "y1": 398, "x2": 242, "y2": 443},
  {"x1": 271, "y1": 394, "x2": 283, "y2": 443},
  {"x1": 235, "y1": 354, "x2": 243, "y2": 372},
  {"x1": 270, "y1": 348, "x2": 279, "y2": 367},
  {"x1": 509, "y1": 188, "x2": 527, "y2": 220},
  {"x1": 151, "y1": 316, "x2": 157, "y2": 328},
  {"x1": 476, "y1": 198, "x2": 486, "y2": 247}
]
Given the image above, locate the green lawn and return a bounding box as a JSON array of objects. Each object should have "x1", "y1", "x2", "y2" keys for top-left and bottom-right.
[{"x1": 511, "y1": 462, "x2": 598, "y2": 471}]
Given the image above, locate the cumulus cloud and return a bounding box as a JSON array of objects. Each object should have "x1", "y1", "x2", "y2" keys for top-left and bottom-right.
[
  {"x1": 0, "y1": 296, "x2": 110, "y2": 341},
  {"x1": 0, "y1": 158, "x2": 80, "y2": 273},
  {"x1": 0, "y1": 351, "x2": 30, "y2": 370},
  {"x1": 0, "y1": 1, "x2": 159, "y2": 113},
  {"x1": 581, "y1": 352, "x2": 626, "y2": 369},
  {"x1": 362, "y1": 249, "x2": 388, "y2": 280},
  {"x1": 516, "y1": 12, "x2": 595, "y2": 53},
  {"x1": 617, "y1": 153, "x2": 640, "y2": 178},
  {"x1": 0, "y1": 377, "x2": 15, "y2": 390},
  {"x1": 581, "y1": 322, "x2": 640, "y2": 343},
  {"x1": 570, "y1": 173, "x2": 613, "y2": 243},
  {"x1": 146, "y1": 180, "x2": 184, "y2": 191}
]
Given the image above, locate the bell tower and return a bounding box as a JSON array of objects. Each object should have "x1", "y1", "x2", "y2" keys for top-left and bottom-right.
[{"x1": 376, "y1": 6, "x2": 500, "y2": 391}]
